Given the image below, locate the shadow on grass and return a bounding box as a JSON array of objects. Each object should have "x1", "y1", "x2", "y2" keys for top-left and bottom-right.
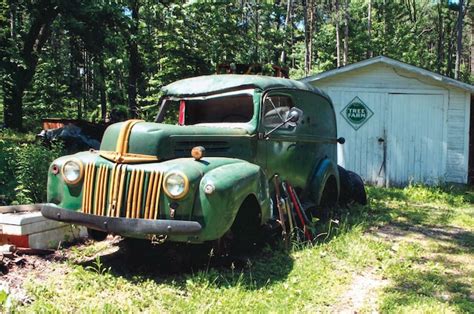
[
  {"x1": 381, "y1": 268, "x2": 474, "y2": 313},
  {"x1": 74, "y1": 184, "x2": 472, "y2": 297},
  {"x1": 318, "y1": 185, "x2": 474, "y2": 312},
  {"x1": 73, "y1": 194, "x2": 388, "y2": 290},
  {"x1": 379, "y1": 250, "x2": 474, "y2": 313},
  {"x1": 76, "y1": 238, "x2": 295, "y2": 291},
  {"x1": 384, "y1": 222, "x2": 474, "y2": 253},
  {"x1": 372, "y1": 217, "x2": 474, "y2": 311}
]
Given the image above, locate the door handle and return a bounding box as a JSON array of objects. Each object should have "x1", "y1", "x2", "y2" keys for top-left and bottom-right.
[{"x1": 378, "y1": 137, "x2": 385, "y2": 143}]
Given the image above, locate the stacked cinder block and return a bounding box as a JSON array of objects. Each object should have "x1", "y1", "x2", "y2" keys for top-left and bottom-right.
[{"x1": 0, "y1": 205, "x2": 86, "y2": 249}]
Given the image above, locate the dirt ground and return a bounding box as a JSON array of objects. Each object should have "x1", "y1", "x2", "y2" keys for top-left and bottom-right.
[{"x1": 0, "y1": 236, "x2": 120, "y2": 305}]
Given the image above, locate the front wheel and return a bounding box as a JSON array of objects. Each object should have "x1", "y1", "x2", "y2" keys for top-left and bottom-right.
[
  {"x1": 87, "y1": 228, "x2": 108, "y2": 241},
  {"x1": 215, "y1": 196, "x2": 262, "y2": 256}
]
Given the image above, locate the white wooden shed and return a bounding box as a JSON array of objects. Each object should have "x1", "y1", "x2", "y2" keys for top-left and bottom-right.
[{"x1": 301, "y1": 56, "x2": 474, "y2": 186}]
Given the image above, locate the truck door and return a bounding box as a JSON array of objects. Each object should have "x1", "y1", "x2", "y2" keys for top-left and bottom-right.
[{"x1": 259, "y1": 90, "x2": 308, "y2": 187}]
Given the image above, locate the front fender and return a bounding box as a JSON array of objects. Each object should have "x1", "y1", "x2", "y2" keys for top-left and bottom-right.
[
  {"x1": 306, "y1": 158, "x2": 340, "y2": 205},
  {"x1": 197, "y1": 162, "x2": 270, "y2": 241}
]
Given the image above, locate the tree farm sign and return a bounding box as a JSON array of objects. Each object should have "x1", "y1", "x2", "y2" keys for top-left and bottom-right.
[{"x1": 341, "y1": 96, "x2": 373, "y2": 130}]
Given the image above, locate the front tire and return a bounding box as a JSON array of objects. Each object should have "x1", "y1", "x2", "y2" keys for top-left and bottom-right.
[
  {"x1": 217, "y1": 196, "x2": 262, "y2": 256},
  {"x1": 87, "y1": 228, "x2": 108, "y2": 241}
]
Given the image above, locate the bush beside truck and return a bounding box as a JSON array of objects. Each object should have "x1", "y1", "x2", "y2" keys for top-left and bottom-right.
[{"x1": 0, "y1": 130, "x2": 63, "y2": 205}]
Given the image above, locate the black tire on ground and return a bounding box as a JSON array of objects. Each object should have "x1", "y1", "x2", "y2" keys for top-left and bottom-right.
[
  {"x1": 337, "y1": 165, "x2": 352, "y2": 206},
  {"x1": 87, "y1": 228, "x2": 108, "y2": 241},
  {"x1": 228, "y1": 196, "x2": 262, "y2": 254},
  {"x1": 346, "y1": 170, "x2": 367, "y2": 205},
  {"x1": 313, "y1": 176, "x2": 338, "y2": 221}
]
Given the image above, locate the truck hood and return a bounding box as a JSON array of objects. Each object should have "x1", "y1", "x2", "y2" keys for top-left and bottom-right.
[{"x1": 100, "y1": 121, "x2": 254, "y2": 161}]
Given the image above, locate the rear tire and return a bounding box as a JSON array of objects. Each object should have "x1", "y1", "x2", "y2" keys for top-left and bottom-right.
[
  {"x1": 347, "y1": 170, "x2": 367, "y2": 205},
  {"x1": 338, "y1": 165, "x2": 367, "y2": 206},
  {"x1": 87, "y1": 228, "x2": 108, "y2": 241},
  {"x1": 313, "y1": 176, "x2": 338, "y2": 221},
  {"x1": 338, "y1": 166, "x2": 352, "y2": 206}
]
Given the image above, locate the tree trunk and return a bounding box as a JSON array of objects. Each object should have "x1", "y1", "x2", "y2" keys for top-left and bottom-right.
[
  {"x1": 335, "y1": 0, "x2": 341, "y2": 67},
  {"x1": 436, "y1": 2, "x2": 444, "y2": 73},
  {"x1": 1, "y1": 4, "x2": 58, "y2": 130},
  {"x1": 68, "y1": 36, "x2": 82, "y2": 118},
  {"x1": 447, "y1": 12, "x2": 455, "y2": 77},
  {"x1": 304, "y1": 0, "x2": 309, "y2": 75},
  {"x1": 2, "y1": 81, "x2": 24, "y2": 130},
  {"x1": 127, "y1": 0, "x2": 141, "y2": 118},
  {"x1": 471, "y1": 14, "x2": 473, "y2": 77},
  {"x1": 254, "y1": 4, "x2": 259, "y2": 63},
  {"x1": 455, "y1": 0, "x2": 464, "y2": 80},
  {"x1": 280, "y1": 0, "x2": 293, "y2": 64},
  {"x1": 367, "y1": 0, "x2": 372, "y2": 58},
  {"x1": 343, "y1": 0, "x2": 349, "y2": 66},
  {"x1": 99, "y1": 57, "x2": 107, "y2": 122},
  {"x1": 304, "y1": 0, "x2": 314, "y2": 75},
  {"x1": 382, "y1": 0, "x2": 387, "y2": 55}
]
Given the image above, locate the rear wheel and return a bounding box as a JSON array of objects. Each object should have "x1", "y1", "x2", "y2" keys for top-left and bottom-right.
[
  {"x1": 347, "y1": 170, "x2": 367, "y2": 205},
  {"x1": 338, "y1": 165, "x2": 367, "y2": 206},
  {"x1": 313, "y1": 176, "x2": 338, "y2": 221},
  {"x1": 338, "y1": 165, "x2": 352, "y2": 206}
]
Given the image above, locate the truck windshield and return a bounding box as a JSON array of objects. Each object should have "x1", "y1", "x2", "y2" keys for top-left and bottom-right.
[{"x1": 156, "y1": 89, "x2": 254, "y2": 125}]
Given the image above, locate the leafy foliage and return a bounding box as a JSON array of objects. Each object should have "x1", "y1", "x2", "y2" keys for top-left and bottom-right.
[
  {"x1": 0, "y1": 1, "x2": 471, "y2": 130},
  {"x1": 0, "y1": 130, "x2": 63, "y2": 204}
]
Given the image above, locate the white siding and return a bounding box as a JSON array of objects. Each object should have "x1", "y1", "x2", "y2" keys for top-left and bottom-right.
[
  {"x1": 316, "y1": 64, "x2": 441, "y2": 91},
  {"x1": 311, "y1": 63, "x2": 471, "y2": 185},
  {"x1": 445, "y1": 90, "x2": 470, "y2": 182}
]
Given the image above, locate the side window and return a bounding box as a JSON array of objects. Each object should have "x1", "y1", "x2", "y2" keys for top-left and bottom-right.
[{"x1": 262, "y1": 95, "x2": 293, "y2": 129}]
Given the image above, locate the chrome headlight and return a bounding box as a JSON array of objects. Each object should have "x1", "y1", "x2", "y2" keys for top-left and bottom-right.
[
  {"x1": 163, "y1": 172, "x2": 189, "y2": 199},
  {"x1": 62, "y1": 159, "x2": 83, "y2": 185}
]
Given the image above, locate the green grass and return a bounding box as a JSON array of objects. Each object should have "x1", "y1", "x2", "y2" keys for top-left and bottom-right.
[{"x1": 6, "y1": 185, "x2": 474, "y2": 313}]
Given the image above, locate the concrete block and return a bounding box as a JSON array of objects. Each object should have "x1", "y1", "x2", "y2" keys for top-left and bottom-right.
[
  {"x1": 28, "y1": 225, "x2": 87, "y2": 249},
  {"x1": 0, "y1": 207, "x2": 87, "y2": 249},
  {"x1": 1, "y1": 219, "x2": 66, "y2": 236},
  {"x1": 0, "y1": 211, "x2": 45, "y2": 225}
]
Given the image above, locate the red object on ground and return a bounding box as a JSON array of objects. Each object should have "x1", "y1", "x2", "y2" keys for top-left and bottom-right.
[
  {"x1": 178, "y1": 100, "x2": 186, "y2": 125},
  {"x1": 0, "y1": 234, "x2": 29, "y2": 248},
  {"x1": 287, "y1": 184, "x2": 312, "y2": 241}
]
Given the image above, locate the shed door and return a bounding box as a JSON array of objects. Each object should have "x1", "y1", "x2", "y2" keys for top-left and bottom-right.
[
  {"x1": 328, "y1": 90, "x2": 387, "y2": 185},
  {"x1": 387, "y1": 94, "x2": 445, "y2": 185}
]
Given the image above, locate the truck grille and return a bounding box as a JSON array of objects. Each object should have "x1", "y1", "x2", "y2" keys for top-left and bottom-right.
[{"x1": 81, "y1": 163, "x2": 163, "y2": 219}]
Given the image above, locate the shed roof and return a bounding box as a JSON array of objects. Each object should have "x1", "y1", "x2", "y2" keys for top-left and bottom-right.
[
  {"x1": 300, "y1": 56, "x2": 474, "y2": 93},
  {"x1": 162, "y1": 74, "x2": 327, "y2": 97}
]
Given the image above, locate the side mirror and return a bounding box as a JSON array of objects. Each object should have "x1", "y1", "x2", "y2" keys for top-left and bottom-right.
[
  {"x1": 286, "y1": 107, "x2": 303, "y2": 127},
  {"x1": 265, "y1": 107, "x2": 304, "y2": 138}
]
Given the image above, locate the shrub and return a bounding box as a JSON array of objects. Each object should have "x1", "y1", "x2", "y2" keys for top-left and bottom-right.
[
  {"x1": 0, "y1": 139, "x2": 17, "y2": 204},
  {"x1": 0, "y1": 131, "x2": 63, "y2": 205},
  {"x1": 13, "y1": 142, "x2": 64, "y2": 204}
]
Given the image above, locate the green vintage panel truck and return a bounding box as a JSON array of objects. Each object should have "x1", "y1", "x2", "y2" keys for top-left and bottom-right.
[{"x1": 41, "y1": 75, "x2": 348, "y2": 245}]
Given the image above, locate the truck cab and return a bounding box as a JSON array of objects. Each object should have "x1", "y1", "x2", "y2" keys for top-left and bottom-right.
[{"x1": 42, "y1": 75, "x2": 340, "y2": 245}]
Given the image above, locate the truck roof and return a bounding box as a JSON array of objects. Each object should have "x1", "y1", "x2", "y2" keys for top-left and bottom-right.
[{"x1": 162, "y1": 74, "x2": 329, "y2": 99}]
